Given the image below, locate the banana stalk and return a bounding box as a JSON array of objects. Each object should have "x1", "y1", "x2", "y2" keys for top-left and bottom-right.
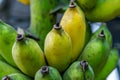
[{"x1": 29, "y1": 0, "x2": 57, "y2": 50}]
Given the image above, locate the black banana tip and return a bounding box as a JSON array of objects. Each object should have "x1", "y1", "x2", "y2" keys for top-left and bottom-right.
[
  {"x1": 41, "y1": 66, "x2": 49, "y2": 75},
  {"x1": 54, "y1": 23, "x2": 62, "y2": 30},
  {"x1": 69, "y1": 0, "x2": 76, "y2": 8},
  {"x1": 2, "y1": 76, "x2": 10, "y2": 80},
  {"x1": 98, "y1": 30, "x2": 105, "y2": 38},
  {"x1": 80, "y1": 60, "x2": 88, "y2": 71},
  {"x1": 17, "y1": 34, "x2": 24, "y2": 41}
]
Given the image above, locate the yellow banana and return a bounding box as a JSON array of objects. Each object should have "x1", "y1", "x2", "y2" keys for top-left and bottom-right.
[
  {"x1": 17, "y1": 0, "x2": 30, "y2": 5},
  {"x1": 60, "y1": 1, "x2": 87, "y2": 62}
]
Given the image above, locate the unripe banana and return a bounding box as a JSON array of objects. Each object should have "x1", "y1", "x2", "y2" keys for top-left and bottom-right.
[
  {"x1": 12, "y1": 29, "x2": 46, "y2": 77},
  {"x1": 85, "y1": 0, "x2": 120, "y2": 21},
  {"x1": 63, "y1": 60, "x2": 94, "y2": 80},
  {"x1": 91, "y1": 22, "x2": 112, "y2": 47},
  {"x1": 2, "y1": 73, "x2": 32, "y2": 80},
  {"x1": 78, "y1": 30, "x2": 110, "y2": 74},
  {"x1": 0, "y1": 60, "x2": 21, "y2": 79},
  {"x1": 95, "y1": 48, "x2": 119, "y2": 80},
  {"x1": 0, "y1": 20, "x2": 17, "y2": 67},
  {"x1": 60, "y1": 1, "x2": 87, "y2": 62},
  {"x1": 35, "y1": 66, "x2": 62, "y2": 80},
  {"x1": 76, "y1": 0, "x2": 97, "y2": 11},
  {"x1": 44, "y1": 23, "x2": 72, "y2": 72}
]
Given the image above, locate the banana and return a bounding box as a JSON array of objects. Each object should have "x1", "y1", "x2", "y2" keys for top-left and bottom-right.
[
  {"x1": 2, "y1": 73, "x2": 32, "y2": 80},
  {"x1": 78, "y1": 30, "x2": 110, "y2": 74},
  {"x1": 35, "y1": 66, "x2": 62, "y2": 80},
  {"x1": 63, "y1": 60, "x2": 94, "y2": 80},
  {"x1": 17, "y1": 0, "x2": 30, "y2": 5},
  {"x1": 12, "y1": 30, "x2": 46, "y2": 77},
  {"x1": 60, "y1": 1, "x2": 87, "y2": 62},
  {"x1": 95, "y1": 48, "x2": 119, "y2": 80},
  {"x1": 29, "y1": 0, "x2": 57, "y2": 50},
  {"x1": 76, "y1": 0, "x2": 97, "y2": 11},
  {"x1": 91, "y1": 22, "x2": 112, "y2": 47},
  {"x1": 84, "y1": 0, "x2": 120, "y2": 22},
  {"x1": 44, "y1": 23, "x2": 72, "y2": 72},
  {"x1": 0, "y1": 20, "x2": 17, "y2": 67},
  {"x1": 0, "y1": 53, "x2": 6, "y2": 62},
  {"x1": 0, "y1": 60, "x2": 21, "y2": 79}
]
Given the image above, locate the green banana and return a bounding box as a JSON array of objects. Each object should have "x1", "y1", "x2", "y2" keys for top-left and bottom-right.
[
  {"x1": 76, "y1": 0, "x2": 97, "y2": 11},
  {"x1": 63, "y1": 60, "x2": 94, "y2": 80},
  {"x1": 84, "y1": 0, "x2": 120, "y2": 22},
  {"x1": 29, "y1": 0, "x2": 57, "y2": 50},
  {"x1": 12, "y1": 30, "x2": 46, "y2": 77},
  {"x1": 95, "y1": 48, "x2": 119, "y2": 80},
  {"x1": 35, "y1": 66, "x2": 62, "y2": 80},
  {"x1": 44, "y1": 23, "x2": 72, "y2": 72},
  {"x1": 2, "y1": 73, "x2": 32, "y2": 80},
  {"x1": 0, "y1": 60, "x2": 21, "y2": 79},
  {"x1": 78, "y1": 30, "x2": 110, "y2": 74},
  {"x1": 60, "y1": 1, "x2": 87, "y2": 62},
  {"x1": 0, "y1": 52, "x2": 6, "y2": 62},
  {"x1": 91, "y1": 22, "x2": 112, "y2": 47},
  {"x1": 0, "y1": 20, "x2": 17, "y2": 67}
]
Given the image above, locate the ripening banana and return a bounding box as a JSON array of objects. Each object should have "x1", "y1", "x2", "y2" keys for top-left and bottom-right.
[
  {"x1": 12, "y1": 30, "x2": 46, "y2": 77},
  {"x1": 2, "y1": 73, "x2": 32, "y2": 80},
  {"x1": 95, "y1": 48, "x2": 119, "y2": 80},
  {"x1": 0, "y1": 60, "x2": 21, "y2": 79},
  {"x1": 84, "y1": 0, "x2": 120, "y2": 22},
  {"x1": 0, "y1": 20, "x2": 17, "y2": 67},
  {"x1": 44, "y1": 23, "x2": 72, "y2": 72},
  {"x1": 63, "y1": 60, "x2": 94, "y2": 80},
  {"x1": 78, "y1": 30, "x2": 110, "y2": 74},
  {"x1": 60, "y1": 1, "x2": 87, "y2": 62},
  {"x1": 91, "y1": 22, "x2": 112, "y2": 47},
  {"x1": 35, "y1": 66, "x2": 62, "y2": 80}
]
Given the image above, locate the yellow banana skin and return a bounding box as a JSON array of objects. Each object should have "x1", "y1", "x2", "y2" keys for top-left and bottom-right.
[
  {"x1": 12, "y1": 34, "x2": 46, "y2": 77},
  {"x1": 44, "y1": 23, "x2": 72, "y2": 72},
  {"x1": 2, "y1": 73, "x2": 32, "y2": 80},
  {"x1": 95, "y1": 48, "x2": 119, "y2": 80},
  {"x1": 35, "y1": 66, "x2": 62, "y2": 80},
  {"x1": 60, "y1": 2, "x2": 86, "y2": 62},
  {"x1": 85, "y1": 0, "x2": 120, "y2": 22},
  {"x1": 18, "y1": 0, "x2": 30, "y2": 5},
  {"x1": 0, "y1": 20, "x2": 17, "y2": 67},
  {"x1": 0, "y1": 60, "x2": 21, "y2": 79}
]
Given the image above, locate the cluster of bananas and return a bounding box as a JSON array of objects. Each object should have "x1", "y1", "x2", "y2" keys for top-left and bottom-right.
[{"x1": 0, "y1": 0, "x2": 120, "y2": 80}]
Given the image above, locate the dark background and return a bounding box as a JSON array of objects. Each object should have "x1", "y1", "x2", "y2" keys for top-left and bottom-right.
[{"x1": 0, "y1": 0, "x2": 120, "y2": 79}]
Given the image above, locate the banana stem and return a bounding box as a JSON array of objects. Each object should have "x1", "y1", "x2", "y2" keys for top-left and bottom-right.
[
  {"x1": 41, "y1": 66, "x2": 49, "y2": 77},
  {"x1": 29, "y1": 0, "x2": 57, "y2": 50},
  {"x1": 80, "y1": 60, "x2": 88, "y2": 80}
]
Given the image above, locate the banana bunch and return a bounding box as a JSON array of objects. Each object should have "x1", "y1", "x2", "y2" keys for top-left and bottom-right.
[{"x1": 0, "y1": 0, "x2": 119, "y2": 80}]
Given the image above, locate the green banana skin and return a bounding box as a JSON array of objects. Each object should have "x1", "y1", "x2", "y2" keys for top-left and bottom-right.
[
  {"x1": 12, "y1": 34, "x2": 46, "y2": 77},
  {"x1": 91, "y1": 23, "x2": 112, "y2": 47},
  {"x1": 29, "y1": 0, "x2": 57, "y2": 50},
  {"x1": 0, "y1": 20, "x2": 17, "y2": 67},
  {"x1": 76, "y1": 0, "x2": 97, "y2": 11},
  {"x1": 35, "y1": 66, "x2": 62, "y2": 80},
  {"x1": 2, "y1": 73, "x2": 32, "y2": 80},
  {"x1": 78, "y1": 31, "x2": 110, "y2": 74},
  {"x1": 63, "y1": 61, "x2": 94, "y2": 80},
  {"x1": 44, "y1": 24, "x2": 72, "y2": 72},
  {"x1": 85, "y1": 0, "x2": 120, "y2": 22},
  {"x1": 95, "y1": 48, "x2": 119, "y2": 80},
  {"x1": 0, "y1": 60, "x2": 21, "y2": 79}
]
